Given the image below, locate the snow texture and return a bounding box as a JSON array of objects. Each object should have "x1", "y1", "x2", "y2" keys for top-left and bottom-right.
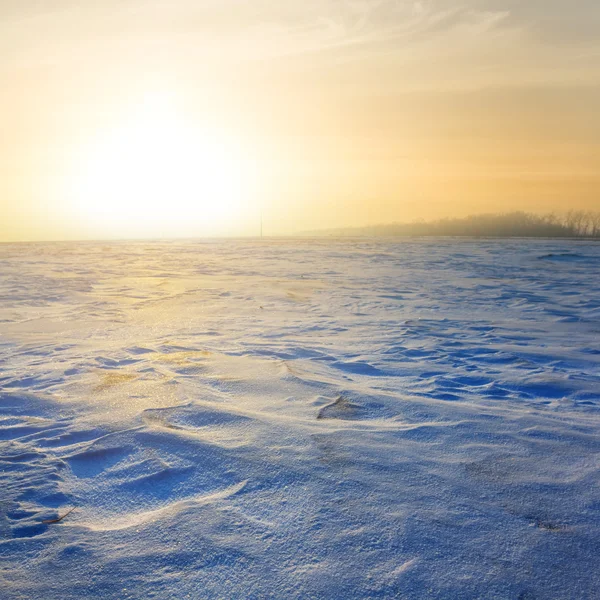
[{"x1": 1, "y1": 238, "x2": 599, "y2": 599}]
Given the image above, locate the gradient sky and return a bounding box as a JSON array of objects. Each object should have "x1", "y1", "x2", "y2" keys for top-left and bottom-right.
[{"x1": 1, "y1": 1, "x2": 599, "y2": 240}]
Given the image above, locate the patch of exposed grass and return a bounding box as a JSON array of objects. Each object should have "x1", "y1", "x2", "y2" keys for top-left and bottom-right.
[{"x1": 94, "y1": 372, "x2": 138, "y2": 391}]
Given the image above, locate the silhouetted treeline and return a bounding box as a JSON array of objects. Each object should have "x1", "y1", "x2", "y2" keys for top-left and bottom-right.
[{"x1": 309, "y1": 211, "x2": 600, "y2": 238}]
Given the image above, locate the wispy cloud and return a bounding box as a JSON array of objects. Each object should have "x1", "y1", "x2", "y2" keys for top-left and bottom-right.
[{"x1": 0, "y1": 0, "x2": 598, "y2": 92}]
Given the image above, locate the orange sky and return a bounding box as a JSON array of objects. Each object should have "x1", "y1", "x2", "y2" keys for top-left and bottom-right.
[{"x1": 1, "y1": 1, "x2": 599, "y2": 240}]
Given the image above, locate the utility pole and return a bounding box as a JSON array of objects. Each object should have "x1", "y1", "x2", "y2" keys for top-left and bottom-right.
[{"x1": 260, "y1": 210, "x2": 263, "y2": 238}]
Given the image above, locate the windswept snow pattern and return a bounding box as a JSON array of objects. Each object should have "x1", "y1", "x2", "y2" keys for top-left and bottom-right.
[{"x1": 1, "y1": 239, "x2": 599, "y2": 599}]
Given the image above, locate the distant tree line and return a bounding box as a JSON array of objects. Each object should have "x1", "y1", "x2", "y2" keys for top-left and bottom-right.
[{"x1": 309, "y1": 211, "x2": 600, "y2": 238}]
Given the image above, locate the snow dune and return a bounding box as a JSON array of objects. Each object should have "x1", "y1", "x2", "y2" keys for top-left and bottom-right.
[{"x1": 1, "y1": 239, "x2": 599, "y2": 599}]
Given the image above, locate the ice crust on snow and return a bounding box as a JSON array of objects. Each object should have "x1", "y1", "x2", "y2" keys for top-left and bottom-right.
[{"x1": 0, "y1": 238, "x2": 599, "y2": 599}]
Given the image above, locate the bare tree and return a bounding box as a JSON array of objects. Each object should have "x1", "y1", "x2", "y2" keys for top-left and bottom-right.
[{"x1": 589, "y1": 211, "x2": 600, "y2": 238}]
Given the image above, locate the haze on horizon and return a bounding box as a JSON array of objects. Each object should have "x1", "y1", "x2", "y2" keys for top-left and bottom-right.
[{"x1": 1, "y1": 1, "x2": 599, "y2": 241}]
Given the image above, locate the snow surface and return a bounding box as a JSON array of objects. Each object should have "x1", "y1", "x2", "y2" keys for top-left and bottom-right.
[{"x1": 1, "y1": 238, "x2": 599, "y2": 599}]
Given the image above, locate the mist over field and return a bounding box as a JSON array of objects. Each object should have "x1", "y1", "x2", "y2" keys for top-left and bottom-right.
[{"x1": 307, "y1": 211, "x2": 600, "y2": 238}]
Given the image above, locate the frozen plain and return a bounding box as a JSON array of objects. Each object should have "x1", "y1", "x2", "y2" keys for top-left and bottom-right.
[{"x1": 0, "y1": 238, "x2": 599, "y2": 600}]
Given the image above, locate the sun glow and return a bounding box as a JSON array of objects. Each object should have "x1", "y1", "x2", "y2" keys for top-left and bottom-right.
[{"x1": 67, "y1": 94, "x2": 256, "y2": 237}]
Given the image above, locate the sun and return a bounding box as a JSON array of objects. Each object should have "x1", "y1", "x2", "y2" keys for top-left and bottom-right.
[{"x1": 67, "y1": 93, "x2": 255, "y2": 237}]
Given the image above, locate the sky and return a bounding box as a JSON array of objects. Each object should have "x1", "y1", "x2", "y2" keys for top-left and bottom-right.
[{"x1": 1, "y1": 0, "x2": 599, "y2": 240}]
